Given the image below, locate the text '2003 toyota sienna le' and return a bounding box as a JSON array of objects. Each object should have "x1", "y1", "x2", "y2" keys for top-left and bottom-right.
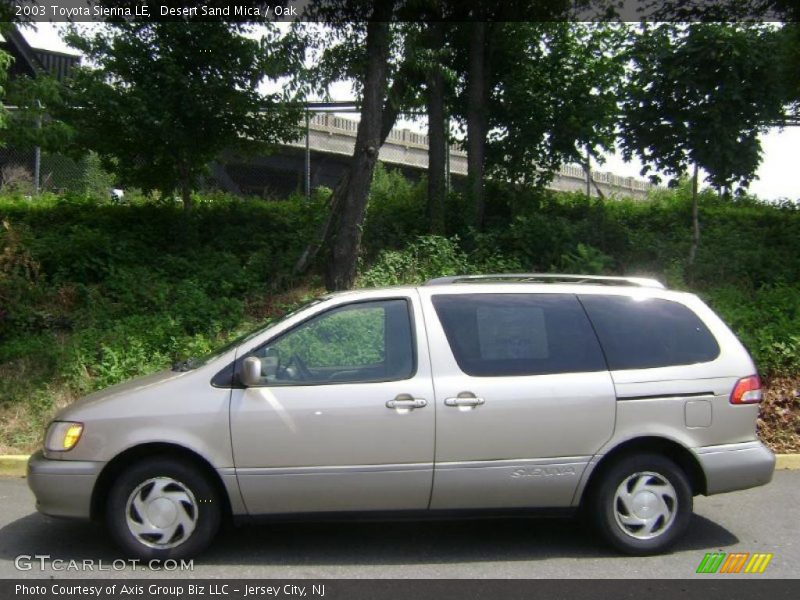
[{"x1": 28, "y1": 274, "x2": 775, "y2": 559}]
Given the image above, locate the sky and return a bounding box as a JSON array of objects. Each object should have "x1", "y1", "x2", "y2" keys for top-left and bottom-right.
[{"x1": 18, "y1": 23, "x2": 800, "y2": 202}]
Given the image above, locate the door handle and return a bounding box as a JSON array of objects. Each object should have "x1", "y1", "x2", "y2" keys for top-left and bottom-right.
[
  {"x1": 444, "y1": 392, "x2": 485, "y2": 407},
  {"x1": 386, "y1": 394, "x2": 427, "y2": 409}
]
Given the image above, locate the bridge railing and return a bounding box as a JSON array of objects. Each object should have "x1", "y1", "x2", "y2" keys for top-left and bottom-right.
[{"x1": 291, "y1": 112, "x2": 656, "y2": 198}]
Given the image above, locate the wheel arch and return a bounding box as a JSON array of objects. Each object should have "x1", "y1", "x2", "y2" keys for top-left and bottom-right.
[
  {"x1": 90, "y1": 442, "x2": 233, "y2": 522},
  {"x1": 579, "y1": 436, "x2": 707, "y2": 505}
]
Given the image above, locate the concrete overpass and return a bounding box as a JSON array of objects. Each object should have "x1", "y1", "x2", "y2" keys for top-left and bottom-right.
[{"x1": 214, "y1": 112, "x2": 656, "y2": 200}]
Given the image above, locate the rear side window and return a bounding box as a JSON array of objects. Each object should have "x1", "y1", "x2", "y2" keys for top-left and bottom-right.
[
  {"x1": 579, "y1": 295, "x2": 720, "y2": 370},
  {"x1": 432, "y1": 293, "x2": 606, "y2": 377}
]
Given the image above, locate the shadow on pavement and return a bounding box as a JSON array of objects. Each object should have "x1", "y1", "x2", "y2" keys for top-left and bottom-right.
[{"x1": 0, "y1": 511, "x2": 739, "y2": 566}]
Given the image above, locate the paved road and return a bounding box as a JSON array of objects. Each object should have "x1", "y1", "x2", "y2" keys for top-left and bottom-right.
[{"x1": 0, "y1": 472, "x2": 797, "y2": 579}]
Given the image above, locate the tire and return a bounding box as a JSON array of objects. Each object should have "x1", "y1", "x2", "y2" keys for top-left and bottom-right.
[
  {"x1": 106, "y1": 457, "x2": 221, "y2": 560},
  {"x1": 587, "y1": 453, "x2": 692, "y2": 555}
]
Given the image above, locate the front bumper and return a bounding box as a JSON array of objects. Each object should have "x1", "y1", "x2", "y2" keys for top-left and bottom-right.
[
  {"x1": 27, "y1": 450, "x2": 104, "y2": 519},
  {"x1": 694, "y1": 441, "x2": 775, "y2": 495}
]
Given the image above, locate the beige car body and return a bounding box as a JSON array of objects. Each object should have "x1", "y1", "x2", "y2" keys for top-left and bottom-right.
[{"x1": 28, "y1": 279, "x2": 775, "y2": 524}]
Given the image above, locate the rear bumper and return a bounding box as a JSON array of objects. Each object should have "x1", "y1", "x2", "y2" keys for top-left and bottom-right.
[
  {"x1": 27, "y1": 450, "x2": 104, "y2": 520},
  {"x1": 694, "y1": 441, "x2": 775, "y2": 495}
]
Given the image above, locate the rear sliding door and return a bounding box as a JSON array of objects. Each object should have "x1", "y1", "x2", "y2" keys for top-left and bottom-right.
[{"x1": 420, "y1": 291, "x2": 616, "y2": 509}]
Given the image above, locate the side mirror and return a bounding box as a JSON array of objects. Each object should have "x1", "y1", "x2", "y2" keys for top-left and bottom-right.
[
  {"x1": 262, "y1": 346, "x2": 279, "y2": 378},
  {"x1": 240, "y1": 356, "x2": 262, "y2": 387}
]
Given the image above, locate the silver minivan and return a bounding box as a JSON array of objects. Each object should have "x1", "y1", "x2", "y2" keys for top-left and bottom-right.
[{"x1": 28, "y1": 274, "x2": 775, "y2": 559}]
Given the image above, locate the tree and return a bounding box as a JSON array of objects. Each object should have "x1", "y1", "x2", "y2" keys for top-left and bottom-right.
[
  {"x1": 446, "y1": 3, "x2": 614, "y2": 228},
  {"x1": 484, "y1": 22, "x2": 626, "y2": 188},
  {"x1": 324, "y1": 15, "x2": 394, "y2": 290},
  {"x1": 3, "y1": 74, "x2": 74, "y2": 152},
  {"x1": 776, "y1": 23, "x2": 800, "y2": 120},
  {"x1": 422, "y1": 22, "x2": 449, "y2": 234},
  {"x1": 293, "y1": 2, "x2": 619, "y2": 286},
  {"x1": 620, "y1": 24, "x2": 789, "y2": 263},
  {"x1": 444, "y1": 20, "x2": 626, "y2": 226},
  {"x1": 291, "y1": 2, "x2": 420, "y2": 290},
  {"x1": 61, "y1": 22, "x2": 299, "y2": 212},
  {"x1": 0, "y1": 49, "x2": 9, "y2": 145},
  {"x1": 465, "y1": 21, "x2": 490, "y2": 229},
  {"x1": 0, "y1": 20, "x2": 22, "y2": 144}
]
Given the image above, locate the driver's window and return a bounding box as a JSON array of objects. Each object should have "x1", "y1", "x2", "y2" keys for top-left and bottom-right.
[{"x1": 249, "y1": 299, "x2": 414, "y2": 385}]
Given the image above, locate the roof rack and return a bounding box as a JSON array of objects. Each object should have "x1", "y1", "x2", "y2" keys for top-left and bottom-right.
[{"x1": 424, "y1": 273, "x2": 666, "y2": 289}]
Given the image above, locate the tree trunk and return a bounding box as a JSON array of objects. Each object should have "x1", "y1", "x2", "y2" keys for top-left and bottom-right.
[
  {"x1": 294, "y1": 14, "x2": 403, "y2": 280},
  {"x1": 466, "y1": 21, "x2": 488, "y2": 229},
  {"x1": 323, "y1": 19, "x2": 393, "y2": 291},
  {"x1": 581, "y1": 154, "x2": 606, "y2": 200},
  {"x1": 426, "y1": 22, "x2": 446, "y2": 235},
  {"x1": 689, "y1": 163, "x2": 700, "y2": 265},
  {"x1": 181, "y1": 186, "x2": 192, "y2": 214},
  {"x1": 379, "y1": 59, "x2": 414, "y2": 145},
  {"x1": 179, "y1": 164, "x2": 193, "y2": 214},
  {"x1": 293, "y1": 171, "x2": 349, "y2": 275},
  {"x1": 293, "y1": 81, "x2": 405, "y2": 279}
]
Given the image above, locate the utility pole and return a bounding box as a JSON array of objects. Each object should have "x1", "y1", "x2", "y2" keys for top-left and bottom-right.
[
  {"x1": 34, "y1": 100, "x2": 42, "y2": 194},
  {"x1": 304, "y1": 109, "x2": 311, "y2": 200}
]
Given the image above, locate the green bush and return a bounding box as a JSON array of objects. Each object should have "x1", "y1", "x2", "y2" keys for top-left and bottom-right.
[
  {"x1": 557, "y1": 243, "x2": 615, "y2": 274},
  {"x1": 359, "y1": 235, "x2": 471, "y2": 287},
  {"x1": 0, "y1": 192, "x2": 320, "y2": 419},
  {"x1": 707, "y1": 283, "x2": 800, "y2": 376},
  {"x1": 361, "y1": 163, "x2": 428, "y2": 259}
]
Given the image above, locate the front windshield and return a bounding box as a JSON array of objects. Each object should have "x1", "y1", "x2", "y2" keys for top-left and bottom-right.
[{"x1": 171, "y1": 296, "x2": 325, "y2": 371}]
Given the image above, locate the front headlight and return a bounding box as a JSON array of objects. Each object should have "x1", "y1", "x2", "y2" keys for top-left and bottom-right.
[{"x1": 45, "y1": 421, "x2": 84, "y2": 452}]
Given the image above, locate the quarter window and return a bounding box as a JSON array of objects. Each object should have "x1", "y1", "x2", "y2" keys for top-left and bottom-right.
[
  {"x1": 579, "y1": 295, "x2": 720, "y2": 370},
  {"x1": 432, "y1": 294, "x2": 606, "y2": 377}
]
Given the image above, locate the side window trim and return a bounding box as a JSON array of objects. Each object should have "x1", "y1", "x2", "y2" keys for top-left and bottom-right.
[
  {"x1": 575, "y1": 294, "x2": 612, "y2": 373},
  {"x1": 235, "y1": 297, "x2": 418, "y2": 387}
]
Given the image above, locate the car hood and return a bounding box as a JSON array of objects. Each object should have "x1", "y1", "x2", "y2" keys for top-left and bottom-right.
[{"x1": 56, "y1": 368, "x2": 187, "y2": 420}]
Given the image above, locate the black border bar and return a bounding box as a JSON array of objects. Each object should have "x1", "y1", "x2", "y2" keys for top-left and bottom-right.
[
  {"x1": 6, "y1": 0, "x2": 798, "y2": 23},
  {"x1": 5, "y1": 579, "x2": 800, "y2": 600}
]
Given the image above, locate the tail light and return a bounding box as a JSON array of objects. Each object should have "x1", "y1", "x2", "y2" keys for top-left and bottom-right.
[{"x1": 730, "y1": 375, "x2": 762, "y2": 404}]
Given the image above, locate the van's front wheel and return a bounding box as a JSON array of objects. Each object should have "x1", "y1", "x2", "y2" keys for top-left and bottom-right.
[
  {"x1": 589, "y1": 454, "x2": 692, "y2": 555},
  {"x1": 106, "y1": 457, "x2": 220, "y2": 560}
]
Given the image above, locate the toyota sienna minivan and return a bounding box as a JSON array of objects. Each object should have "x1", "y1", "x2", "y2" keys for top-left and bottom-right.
[{"x1": 28, "y1": 274, "x2": 775, "y2": 558}]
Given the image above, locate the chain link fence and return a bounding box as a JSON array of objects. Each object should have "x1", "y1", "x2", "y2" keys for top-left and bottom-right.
[{"x1": 0, "y1": 144, "x2": 113, "y2": 197}]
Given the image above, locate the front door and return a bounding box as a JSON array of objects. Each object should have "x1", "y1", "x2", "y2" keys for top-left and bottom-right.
[
  {"x1": 419, "y1": 290, "x2": 616, "y2": 509},
  {"x1": 230, "y1": 295, "x2": 435, "y2": 514}
]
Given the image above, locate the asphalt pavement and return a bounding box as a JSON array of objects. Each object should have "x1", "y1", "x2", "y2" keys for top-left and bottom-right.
[{"x1": 0, "y1": 471, "x2": 797, "y2": 579}]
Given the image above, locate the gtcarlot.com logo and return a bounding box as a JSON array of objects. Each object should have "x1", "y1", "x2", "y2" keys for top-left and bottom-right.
[
  {"x1": 14, "y1": 554, "x2": 193, "y2": 572},
  {"x1": 696, "y1": 552, "x2": 773, "y2": 574}
]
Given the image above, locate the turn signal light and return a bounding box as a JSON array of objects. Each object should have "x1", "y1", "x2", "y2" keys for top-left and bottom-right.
[
  {"x1": 45, "y1": 421, "x2": 84, "y2": 451},
  {"x1": 730, "y1": 375, "x2": 762, "y2": 405}
]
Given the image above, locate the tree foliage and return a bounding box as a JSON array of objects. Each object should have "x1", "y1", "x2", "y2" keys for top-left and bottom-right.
[
  {"x1": 61, "y1": 22, "x2": 300, "y2": 209},
  {"x1": 3, "y1": 74, "x2": 74, "y2": 152},
  {"x1": 0, "y1": 21, "x2": 13, "y2": 145},
  {"x1": 621, "y1": 24, "x2": 788, "y2": 191},
  {"x1": 0, "y1": 50, "x2": 9, "y2": 145},
  {"x1": 473, "y1": 22, "x2": 628, "y2": 187}
]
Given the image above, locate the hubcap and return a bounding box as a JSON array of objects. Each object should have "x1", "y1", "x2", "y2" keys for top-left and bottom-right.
[
  {"x1": 125, "y1": 477, "x2": 198, "y2": 549},
  {"x1": 613, "y1": 471, "x2": 678, "y2": 540}
]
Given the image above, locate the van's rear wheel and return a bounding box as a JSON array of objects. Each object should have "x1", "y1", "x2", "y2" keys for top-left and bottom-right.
[
  {"x1": 589, "y1": 453, "x2": 692, "y2": 555},
  {"x1": 106, "y1": 457, "x2": 220, "y2": 560}
]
